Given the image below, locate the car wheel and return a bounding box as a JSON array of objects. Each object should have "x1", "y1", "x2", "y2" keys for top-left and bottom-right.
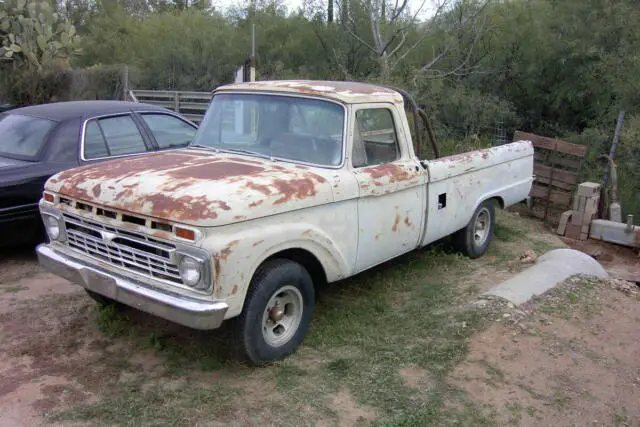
[
  {"x1": 234, "y1": 259, "x2": 315, "y2": 365},
  {"x1": 454, "y1": 200, "x2": 495, "y2": 259}
]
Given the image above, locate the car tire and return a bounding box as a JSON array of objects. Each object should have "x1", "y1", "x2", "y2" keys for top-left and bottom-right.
[
  {"x1": 234, "y1": 259, "x2": 315, "y2": 365},
  {"x1": 454, "y1": 199, "x2": 495, "y2": 259}
]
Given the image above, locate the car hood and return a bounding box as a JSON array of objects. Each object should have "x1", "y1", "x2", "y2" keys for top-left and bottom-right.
[{"x1": 45, "y1": 149, "x2": 334, "y2": 227}]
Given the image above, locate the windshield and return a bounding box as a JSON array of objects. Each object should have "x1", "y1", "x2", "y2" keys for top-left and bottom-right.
[
  {"x1": 0, "y1": 114, "x2": 56, "y2": 161},
  {"x1": 191, "y1": 93, "x2": 345, "y2": 166}
]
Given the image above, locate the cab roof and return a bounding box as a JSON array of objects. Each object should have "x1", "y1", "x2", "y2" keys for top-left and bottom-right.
[{"x1": 215, "y1": 80, "x2": 404, "y2": 105}]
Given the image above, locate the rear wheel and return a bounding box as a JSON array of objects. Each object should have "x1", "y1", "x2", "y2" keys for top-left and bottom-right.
[
  {"x1": 234, "y1": 259, "x2": 315, "y2": 365},
  {"x1": 454, "y1": 200, "x2": 495, "y2": 259}
]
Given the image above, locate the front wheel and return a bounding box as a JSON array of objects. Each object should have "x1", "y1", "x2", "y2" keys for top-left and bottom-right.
[
  {"x1": 234, "y1": 259, "x2": 315, "y2": 365},
  {"x1": 454, "y1": 200, "x2": 496, "y2": 259}
]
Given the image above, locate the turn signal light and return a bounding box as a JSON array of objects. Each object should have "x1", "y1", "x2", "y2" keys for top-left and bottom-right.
[
  {"x1": 43, "y1": 192, "x2": 54, "y2": 203},
  {"x1": 175, "y1": 227, "x2": 196, "y2": 241}
]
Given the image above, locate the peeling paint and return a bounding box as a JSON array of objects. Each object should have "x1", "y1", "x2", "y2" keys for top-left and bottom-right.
[{"x1": 392, "y1": 212, "x2": 401, "y2": 232}]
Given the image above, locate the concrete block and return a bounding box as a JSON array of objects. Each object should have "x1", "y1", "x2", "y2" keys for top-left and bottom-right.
[
  {"x1": 590, "y1": 219, "x2": 640, "y2": 248},
  {"x1": 482, "y1": 248, "x2": 608, "y2": 306},
  {"x1": 577, "y1": 182, "x2": 601, "y2": 197},
  {"x1": 565, "y1": 223, "x2": 581, "y2": 239},
  {"x1": 579, "y1": 232, "x2": 589, "y2": 241},
  {"x1": 571, "y1": 211, "x2": 584, "y2": 226},
  {"x1": 557, "y1": 211, "x2": 572, "y2": 235},
  {"x1": 577, "y1": 196, "x2": 586, "y2": 212}
]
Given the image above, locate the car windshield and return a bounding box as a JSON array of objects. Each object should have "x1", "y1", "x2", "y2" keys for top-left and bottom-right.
[
  {"x1": 0, "y1": 113, "x2": 56, "y2": 161},
  {"x1": 190, "y1": 93, "x2": 345, "y2": 166}
]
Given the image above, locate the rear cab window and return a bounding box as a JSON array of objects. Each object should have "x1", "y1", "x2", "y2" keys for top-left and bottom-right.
[
  {"x1": 0, "y1": 114, "x2": 56, "y2": 161},
  {"x1": 83, "y1": 115, "x2": 149, "y2": 160}
]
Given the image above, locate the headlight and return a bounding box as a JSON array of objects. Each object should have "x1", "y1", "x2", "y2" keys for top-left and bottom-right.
[
  {"x1": 44, "y1": 215, "x2": 61, "y2": 241},
  {"x1": 178, "y1": 256, "x2": 202, "y2": 287}
]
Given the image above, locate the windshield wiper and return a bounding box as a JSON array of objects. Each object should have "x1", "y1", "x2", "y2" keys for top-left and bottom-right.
[{"x1": 220, "y1": 148, "x2": 274, "y2": 161}]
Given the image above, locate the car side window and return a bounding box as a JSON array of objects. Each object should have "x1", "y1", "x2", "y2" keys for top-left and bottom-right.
[
  {"x1": 83, "y1": 115, "x2": 148, "y2": 160},
  {"x1": 140, "y1": 113, "x2": 196, "y2": 149},
  {"x1": 352, "y1": 108, "x2": 400, "y2": 168}
]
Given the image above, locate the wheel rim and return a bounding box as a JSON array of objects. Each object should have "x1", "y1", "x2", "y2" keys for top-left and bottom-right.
[
  {"x1": 473, "y1": 207, "x2": 491, "y2": 246},
  {"x1": 261, "y1": 285, "x2": 304, "y2": 348}
]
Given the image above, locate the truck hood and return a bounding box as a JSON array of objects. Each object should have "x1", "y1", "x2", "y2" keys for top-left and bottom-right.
[{"x1": 45, "y1": 149, "x2": 334, "y2": 227}]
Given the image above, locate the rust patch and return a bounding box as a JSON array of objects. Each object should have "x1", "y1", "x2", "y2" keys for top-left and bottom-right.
[
  {"x1": 248, "y1": 199, "x2": 264, "y2": 208},
  {"x1": 115, "y1": 183, "x2": 138, "y2": 201},
  {"x1": 231, "y1": 285, "x2": 238, "y2": 295},
  {"x1": 142, "y1": 194, "x2": 219, "y2": 221},
  {"x1": 365, "y1": 163, "x2": 411, "y2": 183},
  {"x1": 302, "y1": 229, "x2": 313, "y2": 236},
  {"x1": 91, "y1": 184, "x2": 101, "y2": 198},
  {"x1": 252, "y1": 240, "x2": 264, "y2": 247},
  {"x1": 162, "y1": 181, "x2": 195, "y2": 192},
  {"x1": 220, "y1": 240, "x2": 240, "y2": 262},
  {"x1": 166, "y1": 161, "x2": 264, "y2": 181},
  {"x1": 404, "y1": 217, "x2": 413, "y2": 227},
  {"x1": 151, "y1": 230, "x2": 171, "y2": 240},
  {"x1": 272, "y1": 178, "x2": 317, "y2": 204},
  {"x1": 216, "y1": 200, "x2": 231, "y2": 211},
  {"x1": 245, "y1": 182, "x2": 272, "y2": 196},
  {"x1": 233, "y1": 215, "x2": 247, "y2": 221},
  {"x1": 392, "y1": 212, "x2": 401, "y2": 232},
  {"x1": 213, "y1": 254, "x2": 221, "y2": 284}
]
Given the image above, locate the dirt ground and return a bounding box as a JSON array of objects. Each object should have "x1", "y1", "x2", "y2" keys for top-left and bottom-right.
[
  {"x1": 0, "y1": 219, "x2": 638, "y2": 426},
  {"x1": 453, "y1": 276, "x2": 640, "y2": 426}
]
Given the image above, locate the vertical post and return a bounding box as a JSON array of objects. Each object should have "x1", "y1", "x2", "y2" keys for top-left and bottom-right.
[
  {"x1": 603, "y1": 111, "x2": 625, "y2": 187},
  {"x1": 250, "y1": 23, "x2": 256, "y2": 81},
  {"x1": 122, "y1": 65, "x2": 129, "y2": 101},
  {"x1": 328, "y1": 0, "x2": 334, "y2": 22},
  {"x1": 174, "y1": 92, "x2": 180, "y2": 113}
]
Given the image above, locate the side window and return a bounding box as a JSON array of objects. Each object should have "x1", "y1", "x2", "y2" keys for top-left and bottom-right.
[
  {"x1": 47, "y1": 120, "x2": 80, "y2": 162},
  {"x1": 84, "y1": 121, "x2": 109, "y2": 159},
  {"x1": 140, "y1": 113, "x2": 197, "y2": 149},
  {"x1": 83, "y1": 115, "x2": 148, "y2": 160},
  {"x1": 352, "y1": 108, "x2": 400, "y2": 168}
]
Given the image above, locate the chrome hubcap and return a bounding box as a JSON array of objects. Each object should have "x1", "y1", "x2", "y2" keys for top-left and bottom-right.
[
  {"x1": 262, "y1": 285, "x2": 303, "y2": 347},
  {"x1": 473, "y1": 207, "x2": 491, "y2": 246}
]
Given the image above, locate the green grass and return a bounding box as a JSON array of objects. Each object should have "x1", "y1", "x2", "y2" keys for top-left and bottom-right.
[
  {"x1": 48, "y1": 210, "x2": 562, "y2": 426},
  {"x1": 2, "y1": 285, "x2": 26, "y2": 293}
]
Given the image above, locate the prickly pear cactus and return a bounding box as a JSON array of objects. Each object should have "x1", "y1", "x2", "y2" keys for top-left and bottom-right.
[{"x1": 0, "y1": 0, "x2": 79, "y2": 70}]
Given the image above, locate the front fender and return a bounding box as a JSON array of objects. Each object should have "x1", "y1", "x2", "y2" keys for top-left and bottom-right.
[{"x1": 205, "y1": 222, "x2": 351, "y2": 318}]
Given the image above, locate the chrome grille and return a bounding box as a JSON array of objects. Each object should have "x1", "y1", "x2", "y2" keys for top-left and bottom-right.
[{"x1": 63, "y1": 213, "x2": 182, "y2": 284}]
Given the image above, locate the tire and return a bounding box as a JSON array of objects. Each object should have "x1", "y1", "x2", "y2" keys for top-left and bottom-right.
[
  {"x1": 234, "y1": 259, "x2": 315, "y2": 365},
  {"x1": 454, "y1": 200, "x2": 495, "y2": 259},
  {"x1": 85, "y1": 289, "x2": 122, "y2": 308}
]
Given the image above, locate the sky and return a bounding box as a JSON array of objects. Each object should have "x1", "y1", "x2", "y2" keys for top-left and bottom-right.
[{"x1": 213, "y1": 0, "x2": 439, "y2": 19}]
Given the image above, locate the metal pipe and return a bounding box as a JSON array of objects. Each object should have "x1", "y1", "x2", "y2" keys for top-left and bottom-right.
[{"x1": 627, "y1": 215, "x2": 634, "y2": 233}]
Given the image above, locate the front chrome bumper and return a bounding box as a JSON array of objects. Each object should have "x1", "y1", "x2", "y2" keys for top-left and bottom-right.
[{"x1": 36, "y1": 244, "x2": 228, "y2": 330}]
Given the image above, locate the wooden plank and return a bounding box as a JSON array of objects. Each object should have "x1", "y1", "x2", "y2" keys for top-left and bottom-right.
[
  {"x1": 530, "y1": 184, "x2": 572, "y2": 206},
  {"x1": 514, "y1": 131, "x2": 587, "y2": 157},
  {"x1": 534, "y1": 175, "x2": 575, "y2": 191},
  {"x1": 533, "y1": 164, "x2": 578, "y2": 185},
  {"x1": 534, "y1": 152, "x2": 582, "y2": 170}
]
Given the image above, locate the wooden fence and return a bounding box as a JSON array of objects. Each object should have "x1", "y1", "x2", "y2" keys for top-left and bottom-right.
[
  {"x1": 129, "y1": 90, "x2": 211, "y2": 124},
  {"x1": 514, "y1": 131, "x2": 588, "y2": 223}
]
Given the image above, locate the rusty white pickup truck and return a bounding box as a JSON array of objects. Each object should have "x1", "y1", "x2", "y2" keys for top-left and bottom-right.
[{"x1": 36, "y1": 80, "x2": 533, "y2": 364}]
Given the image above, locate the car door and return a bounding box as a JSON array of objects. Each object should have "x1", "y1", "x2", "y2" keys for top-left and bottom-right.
[
  {"x1": 81, "y1": 114, "x2": 154, "y2": 162},
  {"x1": 351, "y1": 104, "x2": 426, "y2": 272},
  {"x1": 135, "y1": 112, "x2": 197, "y2": 150}
]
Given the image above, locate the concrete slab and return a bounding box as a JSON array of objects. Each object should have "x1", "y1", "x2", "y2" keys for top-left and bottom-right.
[{"x1": 481, "y1": 248, "x2": 608, "y2": 305}]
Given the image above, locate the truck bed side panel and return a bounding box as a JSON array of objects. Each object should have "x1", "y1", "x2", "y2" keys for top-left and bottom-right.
[{"x1": 420, "y1": 141, "x2": 533, "y2": 246}]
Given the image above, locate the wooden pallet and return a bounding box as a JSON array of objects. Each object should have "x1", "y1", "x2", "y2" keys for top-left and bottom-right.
[{"x1": 514, "y1": 131, "x2": 588, "y2": 224}]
